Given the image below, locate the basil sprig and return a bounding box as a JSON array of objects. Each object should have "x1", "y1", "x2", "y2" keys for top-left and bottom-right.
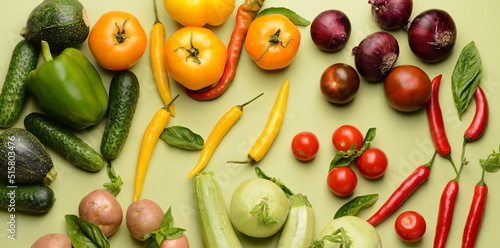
[
  {"x1": 329, "y1": 128, "x2": 377, "y2": 170},
  {"x1": 65, "y1": 214, "x2": 110, "y2": 248},
  {"x1": 256, "y1": 7, "x2": 310, "y2": 26},
  {"x1": 334, "y1": 194, "x2": 378, "y2": 219},
  {"x1": 144, "y1": 207, "x2": 186, "y2": 248},
  {"x1": 480, "y1": 146, "x2": 500, "y2": 173},
  {"x1": 103, "y1": 161, "x2": 123, "y2": 197},
  {"x1": 160, "y1": 126, "x2": 204, "y2": 150},
  {"x1": 452, "y1": 41, "x2": 482, "y2": 120}
]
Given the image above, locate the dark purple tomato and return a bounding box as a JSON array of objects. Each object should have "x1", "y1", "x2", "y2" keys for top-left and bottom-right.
[
  {"x1": 384, "y1": 65, "x2": 431, "y2": 112},
  {"x1": 320, "y1": 63, "x2": 360, "y2": 104}
]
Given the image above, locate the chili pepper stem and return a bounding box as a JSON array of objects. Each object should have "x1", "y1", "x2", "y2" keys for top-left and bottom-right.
[
  {"x1": 445, "y1": 154, "x2": 458, "y2": 177},
  {"x1": 237, "y1": 93, "x2": 263, "y2": 111},
  {"x1": 165, "y1": 94, "x2": 179, "y2": 113},
  {"x1": 425, "y1": 151, "x2": 438, "y2": 170},
  {"x1": 153, "y1": 0, "x2": 160, "y2": 24}
]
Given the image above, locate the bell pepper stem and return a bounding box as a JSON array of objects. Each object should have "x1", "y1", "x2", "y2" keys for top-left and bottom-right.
[{"x1": 41, "y1": 41, "x2": 53, "y2": 62}]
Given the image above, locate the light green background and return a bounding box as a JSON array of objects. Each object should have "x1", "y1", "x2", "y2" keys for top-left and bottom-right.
[{"x1": 1, "y1": 0, "x2": 500, "y2": 247}]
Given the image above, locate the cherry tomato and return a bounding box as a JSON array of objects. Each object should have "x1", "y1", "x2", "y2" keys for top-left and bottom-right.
[
  {"x1": 320, "y1": 63, "x2": 360, "y2": 104},
  {"x1": 164, "y1": 26, "x2": 227, "y2": 91},
  {"x1": 395, "y1": 211, "x2": 426, "y2": 242},
  {"x1": 326, "y1": 166, "x2": 357, "y2": 197},
  {"x1": 332, "y1": 125, "x2": 363, "y2": 152},
  {"x1": 356, "y1": 147, "x2": 388, "y2": 179},
  {"x1": 291, "y1": 131, "x2": 320, "y2": 161},
  {"x1": 245, "y1": 14, "x2": 301, "y2": 70},
  {"x1": 384, "y1": 65, "x2": 432, "y2": 112},
  {"x1": 163, "y1": 0, "x2": 235, "y2": 27},
  {"x1": 88, "y1": 11, "x2": 147, "y2": 71}
]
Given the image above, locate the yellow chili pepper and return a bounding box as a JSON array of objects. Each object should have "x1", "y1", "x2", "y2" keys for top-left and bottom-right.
[
  {"x1": 150, "y1": 0, "x2": 175, "y2": 116},
  {"x1": 230, "y1": 79, "x2": 289, "y2": 164},
  {"x1": 187, "y1": 93, "x2": 263, "y2": 179},
  {"x1": 134, "y1": 95, "x2": 179, "y2": 201}
]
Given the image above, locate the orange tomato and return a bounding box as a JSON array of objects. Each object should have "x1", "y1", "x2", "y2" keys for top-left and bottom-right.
[
  {"x1": 88, "y1": 11, "x2": 147, "y2": 71},
  {"x1": 244, "y1": 14, "x2": 301, "y2": 70},
  {"x1": 163, "y1": 0, "x2": 235, "y2": 27},
  {"x1": 164, "y1": 26, "x2": 227, "y2": 91}
]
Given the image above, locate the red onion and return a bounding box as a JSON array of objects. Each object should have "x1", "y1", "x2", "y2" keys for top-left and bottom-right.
[
  {"x1": 310, "y1": 10, "x2": 351, "y2": 52},
  {"x1": 369, "y1": 0, "x2": 413, "y2": 30},
  {"x1": 352, "y1": 31, "x2": 399, "y2": 82},
  {"x1": 406, "y1": 9, "x2": 457, "y2": 63}
]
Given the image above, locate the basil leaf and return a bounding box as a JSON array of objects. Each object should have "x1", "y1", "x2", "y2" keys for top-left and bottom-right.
[
  {"x1": 144, "y1": 235, "x2": 160, "y2": 248},
  {"x1": 360, "y1": 128, "x2": 376, "y2": 150},
  {"x1": 103, "y1": 161, "x2": 123, "y2": 197},
  {"x1": 329, "y1": 128, "x2": 377, "y2": 170},
  {"x1": 160, "y1": 126, "x2": 204, "y2": 150},
  {"x1": 65, "y1": 214, "x2": 110, "y2": 248},
  {"x1": 255, "y1": 167, "x2": 294, "y2": 197},
  {"x1": 256, "y1": 7, "x2": 310, "y2": 26},
  {"x1": 144, "y1": 206, "x2": 186, "y2": 245},
  {"x1": 452, "y1": 41, "x2": 482, "y2": 120},
  {"x1": 334, "y1": 194, "x2": 378, "y2": 219},
  {"x1": 480, "y1": 147, "x2": 500, "y2": 173}
]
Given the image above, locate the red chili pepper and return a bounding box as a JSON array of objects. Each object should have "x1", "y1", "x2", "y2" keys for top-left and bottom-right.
[
  {"x1": 184, "y1": 0, "x2": 265, "y2": 100},
  {"x1": 433, "y1": 179, "x2": 459, "y2": 248},
  {"x1": 462, "y1": 182, "x2": 487, "y2": 248},
  {"x1": 427, "y1": 75, "x2": 452, "y2": 156},
  {"x1": 367, "y1": 152, "x2": 437, "y2": 227},
  {"x1": 464, "y1": 86, "x2": 488, "y2": 142}
]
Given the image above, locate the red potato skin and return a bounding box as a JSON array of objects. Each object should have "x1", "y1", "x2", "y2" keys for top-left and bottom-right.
[
  {"x1": 126, "y1": 199, "x2": 164, "y2": 241},
  {"x1": 79, "y1": 189, "x2": 123, "y2": 237},
  {"x1": 160, "y1": 234, "x2": 190, "y2": 248},
  {"x1": 31, "y1": 233, "x2": 72, "y2": 248}
]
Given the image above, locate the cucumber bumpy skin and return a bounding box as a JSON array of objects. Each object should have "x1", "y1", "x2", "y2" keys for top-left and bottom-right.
[
  {"x1": 0, "y1": 183, "x2": 56, "y2": 214},
  {"x1": 0, "y1": 40, "x2": 39, "y2": 128}
]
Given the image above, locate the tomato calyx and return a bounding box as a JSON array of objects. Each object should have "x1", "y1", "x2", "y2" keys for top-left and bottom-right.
[
  {"x1": 173, "y1": 34, "x2": 201, "y2": 64},
  {"x1": 113, "y1": 18, "x2": 130, "y2": 45},
  {"x1": 254, "y1": 29, "x2": 295, "y2": 62}
]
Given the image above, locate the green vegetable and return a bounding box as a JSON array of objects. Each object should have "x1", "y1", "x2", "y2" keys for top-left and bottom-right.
[
  {"x1": 24, "y1": 112, "x2": 104, "y2": 172},
  {"x1": 194, "y1": 172, "x2": 242, "y2": 248},
  {"x1": 330, "y1": 127, "x2": 377, "y2": 169},
  {"x1": 100, "y1": 70, "x2": 140, "y2": 160},
  {"x1": 144, "y1": 207, "x2": 186, "y2": 247},
  {"x1": 334, "y1": 194, "x2": 378, "y2": 219},
  {"x1": 27, "y1": 41, "x2": 108, "y2": 130},
  {"x1": 0, "y1": 183, "x2": 55, "y2": 214},
  {"x1": 255, "y1": 167, "x2": 294, "y2": 197},
  {"x1": 277, "y1": 194, "x2": 315, "y2": 248},
  {"x1": 256, "y1": 7, "x2": 311, "y2": 26},
  {"x1": 311, "y1": 216, "x2": 382, "y2": 248},
  {"x1": 0, "y1": 40, "x2": 38, "y2": 128},
  {"x1": 102, "y1": 162, "x2": 123, "y2": 197},
  {"x1": 160, "y1": 126, "x2": 204, "y2": 150},
  {"x1": 480, "y1": 146, "x2": 500, "y2": 173},
  {"x1": 21, "y1": 0, "x2": 90, "y2": 52},
  {"x1": 452, "y1": 41, "x2": 482, "y2": 120},
  {"x1": 0, "y1": 128, "x2": 57, "y2": 185},
  {"x1": 65, "y1": 214, "x2": 110, "y2": 248}
]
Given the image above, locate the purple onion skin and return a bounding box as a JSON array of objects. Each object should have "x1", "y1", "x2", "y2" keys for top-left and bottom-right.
[
  {"x1": 310, "y1": 10, "x2": 351, "y2": 52},
  {"x1": 407, "y1": 9, "x2": 457, "y2": 63},
  {"x1": 369, "y1": 0, "x2": 413, "y2": 30},
  {"x1": 352, "y1": 31, "x2": 399, "y2": 82}
]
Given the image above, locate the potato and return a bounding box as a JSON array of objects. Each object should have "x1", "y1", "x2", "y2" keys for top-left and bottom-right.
[
  {"x1": 31, "y1": 233, "x2": 72, "y2": 248},
  {"x1": 79, "y1": 189, "x2": 123, "y2": 237},
  {"x1": 160, "y1": 234, "x2": 189, "y2": 248},
  {"x1": 126, "y1": 199, "x2": 164, "y2": 241}
]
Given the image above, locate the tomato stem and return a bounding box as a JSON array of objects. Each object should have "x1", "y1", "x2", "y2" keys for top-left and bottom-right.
[
  {"x1": 254, "y1": 29, "x2": 294, "y2": 62},
  {"x1": 174, "y1": 33, "x2": 201, "y2": 64},
  {"x1": 114, "y1": 18, "x2": 130, "y2": 45}
]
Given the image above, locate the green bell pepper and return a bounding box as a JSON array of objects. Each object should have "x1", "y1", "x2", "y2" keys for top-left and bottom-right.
[{"x1": 27, "y1": 41, "x2": 108, "y2": 130}]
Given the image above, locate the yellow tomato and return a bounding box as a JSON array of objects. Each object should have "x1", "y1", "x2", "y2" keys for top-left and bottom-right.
[
  {"x1": 163, "y1": 0, "x2": 235, "y2": 27},
  {"x1": 88, "y1": 11, "x2": 147, "y2": 71},
  {"x1": 245, "y1": 14, "x2": 301, "y2": 70},
  {"x1": 164, "y1": 26, "x2": 227, "y2": 91}
]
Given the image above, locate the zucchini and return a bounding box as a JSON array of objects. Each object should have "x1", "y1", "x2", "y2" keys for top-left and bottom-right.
[
  {"x1": 20, "y1": 0, "x2": 90, "y2": 52},
  {"x1": 24, "y1": 113, "x2": 104, "y2": 172},
  {"x1": 0, "y1": 40, "x2": 39, "y2": 128},
  {"x1": 100, "y1": 70, "x2": 140, "y2": 160},
  {"x1": 0, "y1": 183, "x2": 56, "y2": 214},
  {"x1": 277, "y1": 194, "x2": 315, "y2": 248},
  {"x1": 194, "y1": 172, "x2": 243, "y2": 248},
  {"x1": 0, "y1": 128, "x2": 57, "y2": 185}
]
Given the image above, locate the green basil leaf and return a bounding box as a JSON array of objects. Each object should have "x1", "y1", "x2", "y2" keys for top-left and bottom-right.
[
  {"x1": 256, "y1": 7, "x2": 310, "y2": 26},
  {"x1": 103, "y1": 161, "x2": 123, "y2": 197},
  {"x1": 160, "y1": 126, "x2": 204, "y2": 150},
  {"x1": 452, "y1": 41, "x2": 482, "y2": 120},
  {"x1": 144, "y1": 235, "x2": 160, "y2": 248},
  {"x1": 480, "y1": 147, "x2": 500, "y2": 173},
  {"x1": 360, "y1": 128, "x2": 377, "y2": 150},
  {"x1": 65, "y1": 214, "x2": 110, "y2": 248},
  {"x1": 334, "y1": 194, "x2": 378, "y2": 219},
  {"x1": 329, "y1": 128, "x2": 376, "y2": 170},
  {"x1": 145, "y1": 206, "x2": 186, "y2": 245},
  {"x1": 255, "y1": 167, "x2": 294, "y2": 197}
]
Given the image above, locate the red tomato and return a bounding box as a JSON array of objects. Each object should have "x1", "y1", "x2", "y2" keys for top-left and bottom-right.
[
  {"x1": 326, "y1": 166, "x2": 357, "y2": 197},
  {"x1": 291, "y1": 131, "x2": 320, "y2": 161},
  {"x1": 332, "y1": 125, "x2": 363, "y2": 152},
  {"x1": 356, "y1": 147, "x2": 388, "y2": 179},
  {"x1": 384, "y1": 65, "x2": 432, "y2": 112},
  {"x1": 395, "y1": 211, "x2": 426, "y2": 242}
]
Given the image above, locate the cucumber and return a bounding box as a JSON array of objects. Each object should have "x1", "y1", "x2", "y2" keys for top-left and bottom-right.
[
  {"x1": 24, "y1": 113, "x2": 104, "y2": 172},
  {"x1": 0, "y1": 128, "x2": 57, "y2": 185},
  {"x1": 20, "y1": 0, "x2": 90, "y2": 52},
  {"x1": 0, "y1": 183, "x2": 56, "y2": 214},
  {"x1": 0, "y1": 40, "x2": 39, "y2": 128},
  {"x1": 100, "y1": 70, "x2": 140, "y2": 160},
  {"x1": 194, "y1": 172, "x2": 243, "y2": 248},
  {"x1": 277, "y1": 194, "x2": 315, "y2": 248}
]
